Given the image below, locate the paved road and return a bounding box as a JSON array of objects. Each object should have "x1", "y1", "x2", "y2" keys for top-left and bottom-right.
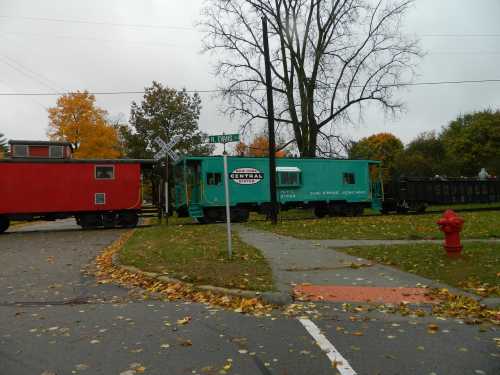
[{"x1": 1, "y1": 221, "x2": 498, "y2": 375}]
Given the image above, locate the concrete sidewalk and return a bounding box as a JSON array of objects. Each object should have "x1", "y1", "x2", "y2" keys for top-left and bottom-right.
[{"x1": 236, "y1": 226, "x2": 484, "y2": 303}]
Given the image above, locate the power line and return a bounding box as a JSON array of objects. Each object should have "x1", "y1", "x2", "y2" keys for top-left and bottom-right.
[
  {"x1": 3, "y1": 15, "x2": 500, "y2": 38},
  {"x1": 0, "y1": 30, "x2": 186, "y2": 48},
  {"x1": 0, "y1": 57, "x2": 60, "y2": 97},
  {"x1": 0, "y1": 79, "x2": 499, "y2": 97},
  {"x1": 0, "y1": 15, "x2": 196, "y2": 31},
  {"x1": 5, "y1": 31, "x2": 500, "y2": 54},
  {"x1": 0, "y1": 53, "x2": 62, "y2": 93},
  {"x1": 428, "y1": 51, "x2": 500, "y2": 55},
  {"x1": 421, "y1": 33, "x2": 500, "y2": 37},
  {"x1": 396, "y1": 79, "x2": 500, "y2": 86}
]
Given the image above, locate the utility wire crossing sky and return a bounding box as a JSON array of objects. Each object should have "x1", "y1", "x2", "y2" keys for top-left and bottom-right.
[{"x1": 0, "y1": 0, "x2": 499, "y2": 144}]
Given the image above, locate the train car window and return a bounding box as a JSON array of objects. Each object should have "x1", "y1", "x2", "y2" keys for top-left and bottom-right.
[
  {"x1": 49, "y1": 145, "x2": 64, "y2": 159},
  {"x1": 207, "y1": 172, "x2": 222, "y2": 185},
  {"x1": 278, "y1": 172, "x2": 301, "y2": 187},
  {"x1": 13, "y1": 145, "x2": 28, "y2": 157},
  {"x1": 95, "y1": 166, "x2": 115, "y2": 180},
  {"x1": 343, "y1": 173, "x2": 356, "y2": 185},
  {"x1": 95, "y1": 193, "x2": 106, "y2": 205}
]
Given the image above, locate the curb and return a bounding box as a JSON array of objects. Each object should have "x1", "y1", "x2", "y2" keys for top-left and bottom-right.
[
  {"x1": 481, "y1": 297, "x2": 500, "y2": 309},
  {"x1": 111, "y1": 253, "x2": 292, "y2": 306}
]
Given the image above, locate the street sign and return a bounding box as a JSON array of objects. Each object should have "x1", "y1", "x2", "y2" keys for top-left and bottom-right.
[
  {"x1": 166, "y1": 148, "x2": 179, "y2": 163},
  {"x1": 166, "y1": 135, "x2": 181, "y2": 150},
  {"x1": 153, "y1": 136, "x2": 182, "y2": 220},
  {"x1": 155, "y1": 137, "x2": 168, "y2": 150},
  {"x1": 153, "y1": 151, "x2": 165, "y2": 161},
  {"x1": 208, "y1": 134, "x2": 240, "y2": 144}
]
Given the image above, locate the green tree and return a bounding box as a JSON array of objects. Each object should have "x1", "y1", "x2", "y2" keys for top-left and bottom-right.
[
  {"x1": 441, "y1": 110, "x2": 500, "y2": 176},
  {"x1": 397, "y1": 132, "x2": 447, "y2": 177},
  {"x1": 0, "y1": 133, "x2": 7, "y2": 158},
  {"x1": 122, "y1": 82, "x2": 214, "y2": 209},
  {"x1": 122, "y1": 81, "x2": 213, "y2": 158},
  {"x1": 349, "y1": 133, "x2": 404, "y2": 180}
]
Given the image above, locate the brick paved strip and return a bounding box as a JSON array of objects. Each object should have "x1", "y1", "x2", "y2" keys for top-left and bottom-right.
[{"x1": 294, "y1": 285, "x2": 437, "y2": 304}]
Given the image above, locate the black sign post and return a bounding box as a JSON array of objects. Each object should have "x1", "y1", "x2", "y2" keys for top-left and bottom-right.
[{"x1": 262, "y1": 16, "x2": 278, "y2": 225}]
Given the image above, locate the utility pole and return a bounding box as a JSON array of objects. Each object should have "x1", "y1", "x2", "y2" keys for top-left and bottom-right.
[{"x1": 262, "y1": 16, "x2": 278, "y2": 225}]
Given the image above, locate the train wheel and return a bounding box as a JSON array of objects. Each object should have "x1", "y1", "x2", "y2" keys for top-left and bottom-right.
[
  {"x1": 102, "y1": 213, "x2": 117, "y2": 228},
  {"x1": 0, "y1": 216, "x2": 10, "y2": 234},
  {"x1": 314, "y1": 206, "x2": 328, "y2": 218},
  {"x1": 118, "y1": 212, "x2": 139, "y2": 228},
  {"x1": 414, "y1": 203, "x2": 427, "y2": 214},
  {"x1": 231, "y1": 208, "x2": 250, "y2": 223},
  {"x1": 196, "y1": 216, "x2": 209, "y2": 224},
  {"x1": 396, "y1": 206, "x2": 409, "y2": 214},
  {"x1": 177, "y1": 207, "x2": 189, "y2": 218},
  {"x1": 78, "y1": 214, "x2": 101, "y2": 229},
  {"x1": 343, "y1": 205, "x2": 355, "y2": 217},
  {"x1": 353, "y1": 205, "x2": 364, "y2": 216},
  {"x1": 204, "y1": 208, "x2": 220, "y2": 223},
  {"x1": 238, "y1": 208, "x2": 250, "y2": 223}
]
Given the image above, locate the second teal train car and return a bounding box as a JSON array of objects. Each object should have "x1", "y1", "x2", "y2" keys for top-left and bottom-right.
[{"x1": 173, "y1": 156, "x2": 383, "y2": 223}]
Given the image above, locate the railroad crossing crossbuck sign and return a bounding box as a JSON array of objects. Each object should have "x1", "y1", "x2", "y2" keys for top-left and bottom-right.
[{"x1": 154, "y1": 136, "x2": 180, "y2": 162}]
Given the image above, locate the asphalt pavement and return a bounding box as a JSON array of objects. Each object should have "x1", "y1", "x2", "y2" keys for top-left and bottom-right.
[{"x1": 0, "y1": 220, "x2": 498, "y2": 375}]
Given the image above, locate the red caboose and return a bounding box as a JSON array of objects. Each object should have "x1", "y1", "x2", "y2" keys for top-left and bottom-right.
[{"x1": 0, "y1": 140, "x2": 154, "y2": 233}]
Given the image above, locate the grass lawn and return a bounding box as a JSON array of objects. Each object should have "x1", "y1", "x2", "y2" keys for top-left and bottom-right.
[
  {"x1": 427, "y1": 202, "x2": 500, "y2": 212},
  {"x1": 334, "y1": 242, "x2": 500, "y2": 297},
  {"x1": 119, "y1": 220, "x2": 274, "y2": 292},
  {"x1": 247, "y1": 210, "x2": 500, "y2": 240}
]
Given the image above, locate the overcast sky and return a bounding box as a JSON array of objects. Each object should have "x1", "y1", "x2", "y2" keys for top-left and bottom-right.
[{"x1": 0, "y1": 0, "x2": 499, "y2": 147}]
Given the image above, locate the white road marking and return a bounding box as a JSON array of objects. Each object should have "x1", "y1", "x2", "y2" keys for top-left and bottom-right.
[{"x1": 299, "y1": 318, "x2": 357, "y2": 375}]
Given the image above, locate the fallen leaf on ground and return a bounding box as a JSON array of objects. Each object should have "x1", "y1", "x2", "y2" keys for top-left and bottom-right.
[
  {"x1": 179, "y1": 339, "x2": 192, "y2": 347},
  {"x1": 177, "y1": 316, "x2": 192, "y2": 325},
  {"x1": 427, "y1": 324, "x2": 439, "y2": 334},
  {"x1": 331, "y1": 359, "x2": 343, "y2": 368},
  {"x1": 91, "y1": 232, "x2": 274, "y2": 315}
]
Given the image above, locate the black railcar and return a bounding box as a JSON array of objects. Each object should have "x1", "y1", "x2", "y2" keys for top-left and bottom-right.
[{"x1": 382, "y1": 177, "x2": 500, "y2": 213}]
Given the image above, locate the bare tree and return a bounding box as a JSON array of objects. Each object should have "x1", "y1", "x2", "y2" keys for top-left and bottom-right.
[{"x1": 201, "y1": 0, "x2": 421, "y2": 157}]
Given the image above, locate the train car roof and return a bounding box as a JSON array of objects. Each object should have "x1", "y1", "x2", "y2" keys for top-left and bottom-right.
[
  {"x1": 8, "y1": 139, "x2": 73, "y2": 147},
  {"x1": 0, "y1": 158, "x2": 156, "y2": 165},
  {"x1": 174, "y1": 155, "x2": 381, "y2": 164}
]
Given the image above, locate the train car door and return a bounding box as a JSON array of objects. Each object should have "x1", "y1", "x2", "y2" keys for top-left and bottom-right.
[
  {"x1": 203, "y1": 161, "x2": 225, "y2": 206},
  {"x1": 186, "y1": 160, "x2": 202, "y2": 206},
  {"x1": 369, "y1": 162, "x2": 383, "y2": 211}
]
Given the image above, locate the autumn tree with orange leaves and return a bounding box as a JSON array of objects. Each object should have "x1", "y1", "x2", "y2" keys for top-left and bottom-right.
[
  {"x1": 48, "y1": 91, "x2": 122, "y2": 159},
  {"x1": 234, "y1": 134, "x2": 288, "y2": 157},
  {"x1": 349, "y1": 132, "x2": 403, "y2": 180}
]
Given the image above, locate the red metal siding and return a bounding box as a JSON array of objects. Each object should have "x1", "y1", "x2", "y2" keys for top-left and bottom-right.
[
  {"x1": 29, "y1": 146, "x2": 50, "y2": 157},
  {"x1": 0, "y1": 162, "x2": 142, "y2": 215}
]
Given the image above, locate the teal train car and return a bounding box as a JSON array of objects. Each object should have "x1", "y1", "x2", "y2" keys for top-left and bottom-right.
[{"x1": 173, "y1": 156, "x2": 383, "y2": 223}]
